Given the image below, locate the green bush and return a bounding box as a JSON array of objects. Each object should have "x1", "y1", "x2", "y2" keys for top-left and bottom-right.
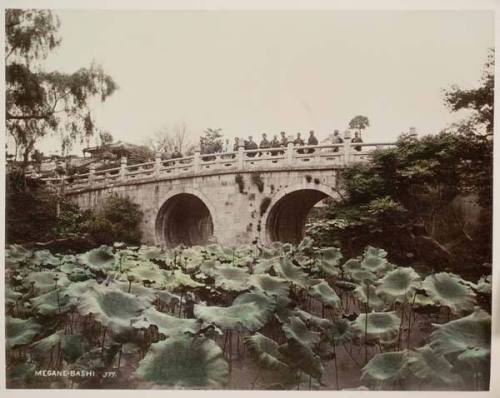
[{"x1": 83, "y1": 194, "x2": 143, "y2": 245}]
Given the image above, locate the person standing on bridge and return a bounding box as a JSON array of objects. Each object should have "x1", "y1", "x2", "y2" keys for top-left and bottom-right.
[
  {"x1": 279, "y1": 131, "x2": 288, "y2": 148},
  {"x1": 233, "y1": 137, "x2": 240, "y2": 152},
  {"x1": 294, "y1": 132, "x2": 305, "y2": 154},
  {"x1": 259, "y1": 133, "x2": 271, "y2": 155},
  {"x1": 324, "y1": 130, "x2": 343, "y2": 152},
  {"x1": 352, "y1": 131, "x2": 363, "y2": 151},
  {"x1": 171, "y1": 147, "x2": 183, "y2": 159},
  {"x1": 270, "y1": 134, "x2": 280, "y2": 156},
  {"x1": 245, "y1": 136, "x2": 258, "y2": 157},
  {"x1": 307, "y1": 130, "x2": 318, "y2": 153}
]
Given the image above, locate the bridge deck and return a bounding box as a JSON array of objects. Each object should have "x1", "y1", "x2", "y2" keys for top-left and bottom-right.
[{"x1": 37, "y1": 142, "x2": 395, "y2": 193}]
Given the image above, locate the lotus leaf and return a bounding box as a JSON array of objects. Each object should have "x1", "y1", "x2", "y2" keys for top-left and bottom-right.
[
  {"x1": 275, "y1": 256, "x2": 310, "y2": 289},
  {"x1": 25, "y1": 271, "x2": 70, "y2": 294},
  {"x1": 295, "y1": 309, "x2": 333, "y2": 330},
  {"x1": 309, "y1": 281, "x2": 340, "y2": 307},
  {"x1": 282, "y1": 316, "x2": 321, "y2": 347},
  {"x1": 136, "y1": 336, "x2": 229, "y2": 387},
  {"x1": 77, "y1": 284, "x2": 150, "y2": 332},
  {"x1": 6, "y1": 245, "x2": 32, "y2": 268},
  {"x1": 164, "y1": 269, "x2": 205, "y2": 290},
  {"x1": 194, "y1": 302, "x2": 269, "y2": 332},
  {"x1": 111, "y1": 281, "x2": 157, "y2": 303},
  {"x1": 133, "y1": 307, "x2": 198, "y2": 336},
  {"x1": 430, "y1": 307, "x2": 490, "y2": 359},
  {"x1": 328, "y1": 318, "x2": 353, "y2": 345},
  {"x1": 80, "y1": 245, "x2": 116, "y2": 272},
  {"x1": 30, "y1": 288, "x2": 71, "y2": 315},
  {"x1": 138, "y1": 246, "x2": 164, "y2": 261},
  {"x1": 353, "y1": 284, "x2": 386, "y2": 311},
  {"x1": 31, "y1": 250, "x2": 60, "y2": 268},
  {"x1": 249, "y1": 274, "x2": 289, "y2": 297},
  {"x1": 361, "y1": 351, "x2": 408, "y2": 382},
  {"x1": 423, "y1": 272, "x2": 476, "y2": 313},
  {"x1": 245, "y1": 333, "x2": 289, "y2": 371},
  {"x1": 342, "y1": 258, "x2": 362, "y2": 274},
  {"x1": 364, "y1": 246, "x2": 387, "y2": 258},
  {"x1": 7, "y1": 316, "x2": 41, "y2": 349},
  {"x1": 126, "y1": 263, "x2": 166, "y2": 285},
  {"x1": 408, "y1": 345, "x2": 463, "y2": 386},
  {"x1": 349, "y1": 269, "x2": 378, "y2": 283},
  {"x1": 317, "y1": 247, "x2": 343, "y2": 276},
  {"x1": 360, "y1": 255, "x2": 388, "y2": 274},
  {"x1": 212, "y1": 265, "x2": 250, "y2": 291},
  {"x1": 233, "y1": 290, "x2": 276, "y2": 314},
  {"x1": 31, "y1": 330, "x2": 64, "y2": 352},
  {"x1": 376, "y1": 267, "x2": 420, "y2": 302},
  {"x1": 476, "y1": 275, "x2": 492, "y2": 294},
  {"x1": 353, "y1": 311, "x2": 400, "y2": 337},
  {"x1": 298, "y1": 236, "x2": 314, "y2": 251},
  {"x1": 278, "y1": 338, "x2": 323, "y2": 380},
  {"x1": 253, "y1": 257, "x2": 280, "y2": 274}
]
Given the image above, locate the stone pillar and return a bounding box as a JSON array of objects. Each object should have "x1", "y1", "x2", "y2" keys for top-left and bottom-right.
[
  {"x1": 286, "y1": 142, "x2": 295, "y2": 165},
  {"x1": 343, "y1": 137, "x2": 352, "y2": 165},
  {"x1": 193, "y1": 148, "x2": 201, "y2": 172},
  {"x1": 155, "y1": 152, "x2": 161, "y2": 176},
  {"x1": 120, "y1": 156, "x2": 128, "y2": 180},
  {"x1": 238, "y1": 142, "x2": 245, "y2": 170},
  {"x1": 89, "y1": 163, "x2": 96, "y2": 187}
]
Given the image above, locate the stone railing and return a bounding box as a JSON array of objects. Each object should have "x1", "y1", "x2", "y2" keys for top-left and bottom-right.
[{"x1": 38, "y1": 141, "x2": 395, "y2": 191}]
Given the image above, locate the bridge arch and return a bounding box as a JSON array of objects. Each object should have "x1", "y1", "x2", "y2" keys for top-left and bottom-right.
[
  {"x1": 155, "y1": 188, "x2": 218, "y2": 248},
  {"x1": 261, "y1": 183, "x2": 341, "y2": 245}
]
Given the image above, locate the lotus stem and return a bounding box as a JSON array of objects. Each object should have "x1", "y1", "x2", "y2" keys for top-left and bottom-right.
[
  {"x1": 117, "y1": 344, "x2": 123, "y2": 370},
  {"x1": 365, "y1": 282, "x2": 370, "y2": 364},
  {"x1": 251, "y1": 368, "x2": 261, "y2": 389},
  {"x1": 343, "y1": 343, "x2": 362, "y2": 368},
  {"x1": 179, "y1": 292, "x2": 184, "y2": 317},
  {"x1": 101, "y1": 327, "x2": 107, "y2": 357},
  {"x1": 332, "y1": 337, "x2": 340, "y2": 390},
  {"x1": 406, "y1": 291, "x2": 417, "y2": 349}
]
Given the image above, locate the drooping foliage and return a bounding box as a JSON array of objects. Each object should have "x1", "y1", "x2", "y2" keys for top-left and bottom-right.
[{"x1": 5, "y1": 240, "x2": 491, "y2": 390}]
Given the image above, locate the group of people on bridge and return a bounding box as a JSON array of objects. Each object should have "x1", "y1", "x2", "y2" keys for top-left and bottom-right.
[{"x1": 200, "y1": 129, "x2": 364, "y2": 158}]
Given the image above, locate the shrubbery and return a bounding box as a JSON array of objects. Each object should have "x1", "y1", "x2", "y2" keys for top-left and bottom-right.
[
  {"x1": 6, "y1": 173, "x2": 143, "y2": 247},
  {"x1": 83, "y1": 194, "x2": 143, "y2": 245}
]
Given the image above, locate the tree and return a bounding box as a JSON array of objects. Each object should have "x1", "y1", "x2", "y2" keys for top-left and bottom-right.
[
  {"x1": 99, "y1": 131, "x2": 114, "y2": 147},
  {"x1": 443, "y1": 49, "x2": 494, "y2": 135},
  {"x1": 310, "y1": 54, "x2": 493, "y2": 279},
  {"x1": 6, "y1": 9, "x2": 117, "y2": 169},
  {"x1": 145, "y1": 122, "x2": 196, "y2": 155},
  {"x1": 348, "y1": 115, "x2": 370, "y2": 139},
  {"x1": 201, "y1": 128, "x2": 223, "y2": 154}
]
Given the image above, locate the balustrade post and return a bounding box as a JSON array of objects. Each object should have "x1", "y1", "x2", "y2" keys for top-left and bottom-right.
[
  {"x1": 193, "y1": 149, "x2": 201, "y2": 172},
  {"x1": 155, "y1": 153, "x2": 161, "y2": 177},
  {"x1": 120, "y1": 156, "x2": 128, "y2": 180},
  {"x1": 286, "y1": 142, "x2": 295, "y2": 165},
  {"x1": 89, "y1": 163, "x2": 96, "y2": 187},
  {"x1": 343, "y1": 137, "x2": 352, "y2": 165},
  {"x1": 238, "y1": 143, "x2": 245, "y2": 170}
]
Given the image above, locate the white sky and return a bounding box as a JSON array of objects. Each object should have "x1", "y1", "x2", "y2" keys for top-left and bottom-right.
[{"x1": 36, "y1": 9, "x2": 494, "y2": 155}]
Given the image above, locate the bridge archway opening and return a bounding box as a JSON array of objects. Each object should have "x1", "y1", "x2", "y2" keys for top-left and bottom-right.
[
  {"x1": 266, "y1": 189, "x2": 331, "y2": 244},
  {"x1": 156, "y1": 193, "x2": 214, "y2": 247}
]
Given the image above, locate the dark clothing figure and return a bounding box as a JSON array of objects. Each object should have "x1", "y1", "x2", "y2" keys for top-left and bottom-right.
[
  {"x1": 280, "y1": 135, "x2": 288, "y2": 148},
  {"x1": 332, "y1": 134, "x2": 344, "y2": 152},
  {"x1": 259, "y1": 138, "x2": 271, "y2": 149},
  {"x1": 171, "y1": 150, "x2": 183, "y2": 159},
  {"x1": 294, "y1": 136, "x2": 305, "y2": 154},
  {"x1": 245, "y1": 139, "x2": 258, "y2": 157},
  {"x1": 307, "y1": 135, "x2": 318, "y2": 146},
  {"x1": 352, "y1": 135, "x2": 363, "y2": 152},
  {"x1": 270, "y1": 137, "x2": 280, "y2": 155},
  {"x1": 307, "y1": 133, "x2": 318, "y2": 153}
]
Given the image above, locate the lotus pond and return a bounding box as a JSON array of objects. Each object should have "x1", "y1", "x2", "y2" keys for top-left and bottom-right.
[{"x1": 5, "y1": 239, "x2": 492, "y2": 390}]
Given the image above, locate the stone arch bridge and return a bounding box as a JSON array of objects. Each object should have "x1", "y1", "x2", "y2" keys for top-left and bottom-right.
[{"x1": 43, "y1": 141, "x2": 394, "y2": 247}]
